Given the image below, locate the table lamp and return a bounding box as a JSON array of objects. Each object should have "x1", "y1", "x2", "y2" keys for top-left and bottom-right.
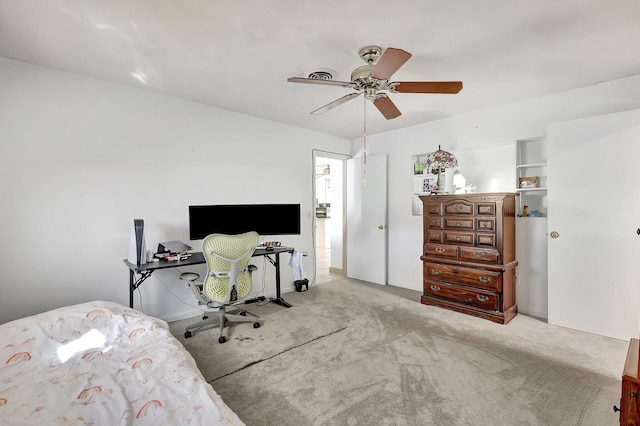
[{"x1": 424, "y1": 145, "x2": 458, "y2": 194}]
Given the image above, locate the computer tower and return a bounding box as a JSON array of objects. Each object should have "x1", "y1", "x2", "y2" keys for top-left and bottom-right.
[{"x1": 127, "y1": 218, "x2": 146, "y2": 266}]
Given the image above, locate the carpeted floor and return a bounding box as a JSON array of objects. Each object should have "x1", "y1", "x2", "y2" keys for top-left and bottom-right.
[
  {"x1": 172, "y1": 303, "x2": 345, "y2": 381},
  {"x1": 171, "y1": 277, "x2": 628, "y2": 426}
]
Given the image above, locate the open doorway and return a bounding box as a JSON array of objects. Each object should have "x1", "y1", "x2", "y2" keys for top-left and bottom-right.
[{"x1": 313, "y1": 152, "x2": 348, "y2": 284}]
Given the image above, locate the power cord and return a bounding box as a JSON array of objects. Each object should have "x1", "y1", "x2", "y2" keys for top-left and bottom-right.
[
  {"x1": 253, "y1": 255, "x2": 272, "y2": 306},
  {"x1": 136, "y1": 278, "x2": 145, "y2": 314}
]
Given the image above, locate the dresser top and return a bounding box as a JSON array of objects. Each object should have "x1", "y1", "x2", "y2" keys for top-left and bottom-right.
[{"x1": 419, "y1": 192, "x2": 518, "y2": 202}]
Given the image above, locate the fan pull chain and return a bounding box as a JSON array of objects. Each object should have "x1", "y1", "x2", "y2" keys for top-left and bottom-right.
[{"x1": 362, "y1": 95, "x2": 367, "y2": 187}]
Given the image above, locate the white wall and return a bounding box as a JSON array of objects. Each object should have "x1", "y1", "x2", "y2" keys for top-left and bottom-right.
[
  {"x1": 3, "y1": 55, "x2": 640, "y2": 326},
  {"x1": 355, "y1": 74, "x2": 640, "y2": 298},
  {"x1": 0, "y1": 58, "x2": 351, "y2": 324}
]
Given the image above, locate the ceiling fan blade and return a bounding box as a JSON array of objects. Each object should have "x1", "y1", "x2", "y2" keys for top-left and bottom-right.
[
  {"x1": 371, "y1": 48, "x2": 412, "y2": 80},
  {"x1": 288, "y1": 77, "x2": 355, "y2": 88},
  {"x1": 373, "y1": 95, "x2": 401, "y2": 120},
  {"x1": 394, "y1": 81, "x2": 463, "y2": 94},
  {"x1": 311, "y1": 92, "x2": 362, "y2": 115}
]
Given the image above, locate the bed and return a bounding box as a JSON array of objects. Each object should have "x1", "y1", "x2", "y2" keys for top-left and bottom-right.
[{"x1": 0, "y1": 300, "x2": 244, "y2": 425}]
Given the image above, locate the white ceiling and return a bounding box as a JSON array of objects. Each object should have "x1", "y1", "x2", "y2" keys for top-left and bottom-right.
[{"x1": 2, "y1": 1, "x2": 640, "y2": 140}]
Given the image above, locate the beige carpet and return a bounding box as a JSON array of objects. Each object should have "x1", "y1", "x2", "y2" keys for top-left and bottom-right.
[
  {"x1": 174, "y1": 278, "x2": 628, "y2": 426},
  {"x1": 171, "y1": 303, "x2": 345, "y2": 381}
]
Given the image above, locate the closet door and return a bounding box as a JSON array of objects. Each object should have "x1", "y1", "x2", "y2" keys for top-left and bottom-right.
[{"x1": 547, "y1": 109, "x2": 640, "y2": 340}]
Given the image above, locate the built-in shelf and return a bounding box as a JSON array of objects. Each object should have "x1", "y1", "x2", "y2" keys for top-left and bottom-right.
[
  {"x1": 515, "y1": 137, "x2": 547, "y2": 216},
  {"x1": 514, "y1": 139, "x2": 549, "y2": 320},
  {"x1": 517, "y1": 187, "x2": 547, "y2": 192},
  {"x1": 516, "y1": 162, "x2": 547, "y2": 169}
]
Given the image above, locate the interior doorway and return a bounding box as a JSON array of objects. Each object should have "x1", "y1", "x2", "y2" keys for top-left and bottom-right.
[{"x1": 313, "y1": 152, "x2": 348, "y2": 284}]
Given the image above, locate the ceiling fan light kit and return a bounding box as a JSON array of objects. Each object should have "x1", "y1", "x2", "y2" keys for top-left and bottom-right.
[{"x1": 288, "y1": 45, "x2": 463, "y2": 120}]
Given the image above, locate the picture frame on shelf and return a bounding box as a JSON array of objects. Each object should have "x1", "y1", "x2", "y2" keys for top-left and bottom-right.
[
  {"x1": 518, "y1": 176, "x2": 539, "y2": 189},
  {"x1": 414, "y1": 174, "x2": 437, "y2": 194}
]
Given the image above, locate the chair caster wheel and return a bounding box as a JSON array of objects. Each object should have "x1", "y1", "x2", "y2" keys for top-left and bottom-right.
[
  {"x1": 253, "y1": 322, "x2": 261, "y2": 329},
  {"x1": 184, "y1": 331, "x2": 193, "y2": 338},
  {"x1": 239, "y1": 311, "x2": 247, "y2": 316},
  {"x1": 218, "y1": 336, "x2": 227, "y2": 344}
]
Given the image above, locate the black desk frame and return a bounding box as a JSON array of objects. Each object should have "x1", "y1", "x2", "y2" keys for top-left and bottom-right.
[{"x1": 124, "y1": 247, "x2": 294, "y2": 309}]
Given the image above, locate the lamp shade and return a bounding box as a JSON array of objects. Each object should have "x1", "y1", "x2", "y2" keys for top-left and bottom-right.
[
  {"x1": 424, "y1": 145, "x2": 458, "y2": 172},
  {"x1": 423, "y1": 145, "x2": 458, "y2": 194}
]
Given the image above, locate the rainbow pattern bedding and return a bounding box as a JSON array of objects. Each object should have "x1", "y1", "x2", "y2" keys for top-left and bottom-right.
[{"x1": 0, "y1": 301, "x2": 244, "y2": 425}]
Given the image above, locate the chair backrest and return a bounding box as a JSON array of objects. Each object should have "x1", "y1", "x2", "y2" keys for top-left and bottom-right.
[{"x1": 202, "y1": 232, "x2": 259, "y2": 303}]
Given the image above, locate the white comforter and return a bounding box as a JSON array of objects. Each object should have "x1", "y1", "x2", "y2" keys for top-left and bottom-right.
[{"x1": 0, "y1": 301, "x2": 244, "y2": 425}]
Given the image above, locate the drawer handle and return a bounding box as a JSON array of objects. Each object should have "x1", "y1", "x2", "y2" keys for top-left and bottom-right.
[
  {"x1": 430, "y1": 269, "x2": 442, "y2": 275},
  {"x1": 478, "y1": 276, "x2": 490, "y2": 284},
  {"x1": 477, "y1": 295, "x2": 489, "y2": 302},
  {"x1": 430, "y1": 207, "x2": 438, "y2": 212},
  {"x1": 430, "y1": 285, "x2": 441, "y2": 292},
  {"x1": 435, "y1": 248, "x2": 446, "y2": 253},
  {"x1": 473, "y1": 252, "x2": 484, "y2": 258},
  {"x1": 431, "y1": 220, "x2": 438, "y2": 225},
  {"x1": 455, "y1": 236, "x2": 461, "y2": 241},
  {"x1": 455, "y1": 222, "x2": 462, "y2": 227}
]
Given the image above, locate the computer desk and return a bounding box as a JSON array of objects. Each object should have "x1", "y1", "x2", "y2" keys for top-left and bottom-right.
[{"x1": 123, "y1": 246, "x2": 294, "y2": 309}]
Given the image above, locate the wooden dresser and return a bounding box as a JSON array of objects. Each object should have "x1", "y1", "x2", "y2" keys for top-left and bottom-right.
[
  {"x1": 617, "y1": 338, "x2": 640, "y2": 425},
  {"x1": 419, "y1": 193, "x2": 518, "y2": 324}
]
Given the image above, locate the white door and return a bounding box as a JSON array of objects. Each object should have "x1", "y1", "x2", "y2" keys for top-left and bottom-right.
[
  {"x1": 346, "y1": 155, "x2": 387, "y2": 284},
  {"x1": 547, "y1": 109, "x2": 640, "y2": 340}
]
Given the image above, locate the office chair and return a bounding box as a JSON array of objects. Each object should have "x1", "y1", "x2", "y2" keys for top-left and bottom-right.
[{"x1": 180, "y1": 231, "x2": 261, "y2": 343}]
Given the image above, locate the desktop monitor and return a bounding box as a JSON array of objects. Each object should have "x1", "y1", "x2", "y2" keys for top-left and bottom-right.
[{"x1": 188, "y1": 204, "x2": 301, "y2": 240}]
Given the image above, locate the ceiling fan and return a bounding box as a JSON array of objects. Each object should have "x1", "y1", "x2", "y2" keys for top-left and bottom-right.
[{"x1": 287, "y1": 45, "x2": 463, "y2": 120}]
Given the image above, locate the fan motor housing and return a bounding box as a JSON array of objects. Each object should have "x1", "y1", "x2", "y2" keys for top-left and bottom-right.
[{"x1": 351, "y1": 65, "x2": 374, "y2": 82}]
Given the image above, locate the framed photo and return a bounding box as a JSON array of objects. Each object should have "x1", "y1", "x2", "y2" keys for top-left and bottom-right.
[
  {"x1": 518, "y1": 176, "x2": 539, "y2": 189},
  {"x1": 415, "y1": 174, "x2": 437, "y2": 194}
]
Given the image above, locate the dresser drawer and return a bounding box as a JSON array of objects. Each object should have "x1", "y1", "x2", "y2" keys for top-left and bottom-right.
[
  {"x1": 444, "y1": 231, "x2": 474, "y2": 245},
  {"x1": 477, "y1": 203, "x2": 496, "y2": 216},
  {"x1": 477, "y1": 218, "x2": 495, "y2": 231},
  {"x1": 424, "y1": 262, "x2": 501, "y2": 291},
  {"x1": 426, "y1": 230, "x2": 443, "y2": 243},
  {"x1": 425, "y1": 203, "x2": 442, "y2": 215},
  {"x1": 427, "y1": 217, "x2": 443, "y2": 229},
  {"x1": 424, "y1": 244, "x2": 458, "y2": 259},
  {"x1": 444, "y1": 217, "x2": 474, "y2": 230},
  {"x1": 423, "y1": 280, "x2": 499, "y2": 311},
  {"x1": 459, "y1": 246, "x2": 500, "y2": 263},
  {"x1": 444, "y1": 200, "x2": 473, "y2": 215},
  {"x1": 476, "y1": 233, "x2": 496, "y2": 247}
]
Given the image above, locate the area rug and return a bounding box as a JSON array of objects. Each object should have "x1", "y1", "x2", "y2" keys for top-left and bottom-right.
[{"x1": 172, "y1": 303, "x2": 345, "y2": 382}]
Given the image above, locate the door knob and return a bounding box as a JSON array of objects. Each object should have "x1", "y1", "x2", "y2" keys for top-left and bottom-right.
[
  {"x1": 550, "y1": 231, "x2": 559, "y2": 239},
  {"x1": 378, "y1": 225, "x2": 385, "y2": 230}
]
